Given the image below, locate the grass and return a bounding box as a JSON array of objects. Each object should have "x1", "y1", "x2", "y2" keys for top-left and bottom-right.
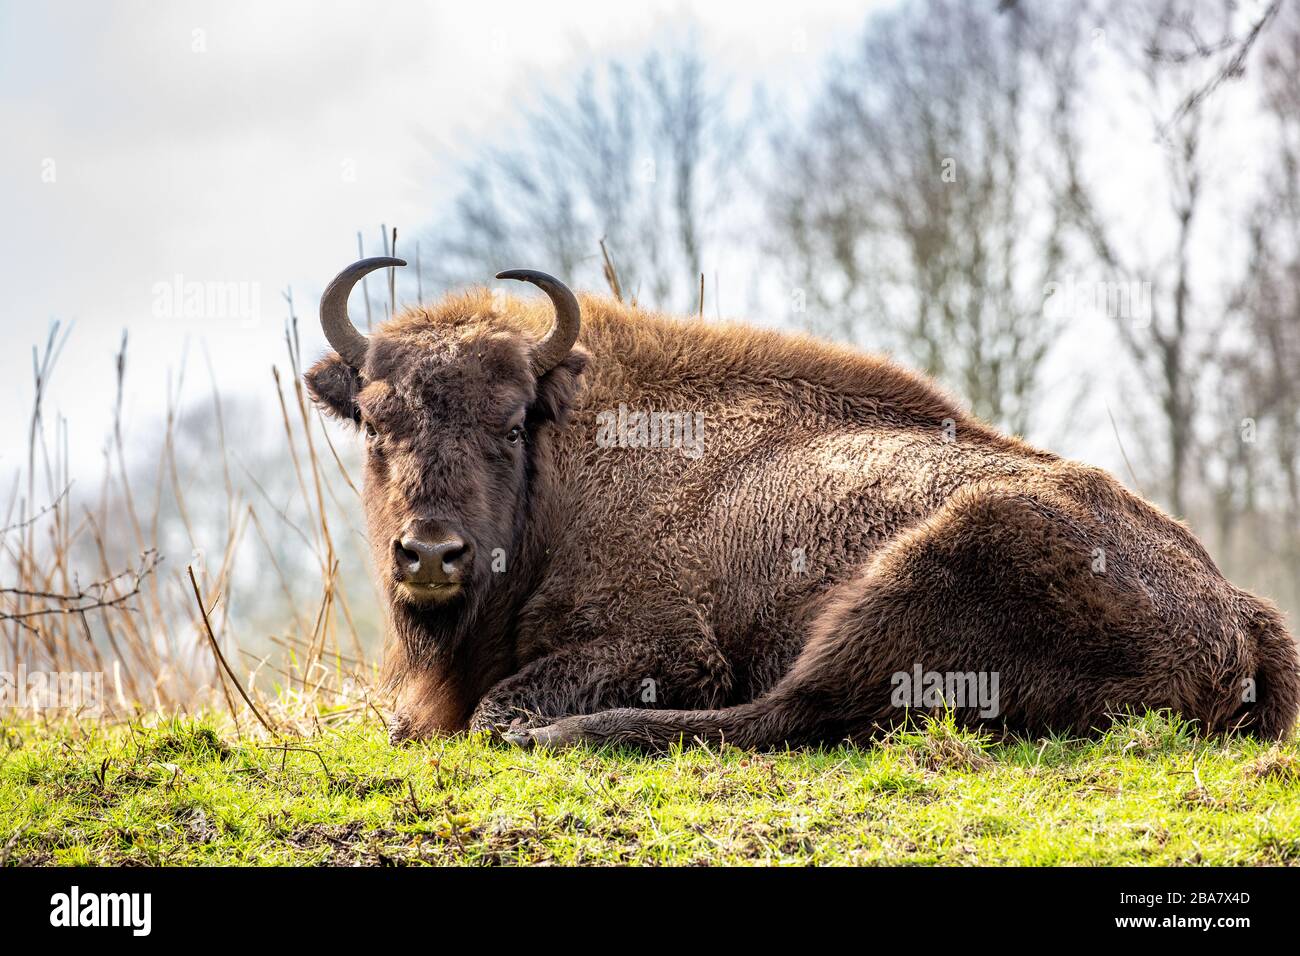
[
  {"x1": 6, "y1": 254, "x2": 1300, "y2": 871},
  {"x1": 3, "y1": 710, "x2": 1299, "y2": 866}
]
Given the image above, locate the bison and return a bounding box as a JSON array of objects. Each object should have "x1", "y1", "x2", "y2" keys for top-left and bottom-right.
[{"x1": 305, "y1": 257, "x2": 1300, "y2": 750}]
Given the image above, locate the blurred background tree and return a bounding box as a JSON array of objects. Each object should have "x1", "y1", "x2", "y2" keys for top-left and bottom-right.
[{"x1": 427, "y1": 43, "x2": 753, "y2": 313}]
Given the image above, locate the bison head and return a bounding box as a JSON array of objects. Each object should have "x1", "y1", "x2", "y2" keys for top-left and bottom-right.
[{"x1": 304, "y1": 258, "x2": 587, "y2": 730}]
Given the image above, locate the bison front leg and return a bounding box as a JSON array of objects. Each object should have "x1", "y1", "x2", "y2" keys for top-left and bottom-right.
[{"x1": 468, "y1": 633, "x2": 733, "y2": 736}]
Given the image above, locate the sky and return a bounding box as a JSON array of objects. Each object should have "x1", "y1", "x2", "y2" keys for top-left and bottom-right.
[
  {"x1": 0, "y1": 0, "x2": 1270, "y2": 506},
  {"x1": 0, "y1": 0, "x2": 884, "y2": 491}
]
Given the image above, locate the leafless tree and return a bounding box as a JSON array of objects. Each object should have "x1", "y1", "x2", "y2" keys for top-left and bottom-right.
[
  {"x1": 767, "y1": 0, "x2": 1079, "y2": 435},
  {"x1": 1200, "y1": 0, "x2": 1300, "y2": 609},
  {"x1": 426, "y1": 44, "x2": 748, "y2": 313},
  {"x1": 1060, "y1": 0, "x2": 1277, "y2": 518}
]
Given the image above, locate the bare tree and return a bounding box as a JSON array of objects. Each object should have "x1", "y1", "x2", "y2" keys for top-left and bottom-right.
[
  {"x1": 767, "y1": 0, "x2": 1077, "y2": 435},
  {"x1": 1200, "y1": 0, "x2": 1300, "y2": 610},
  {"x1": 427, "y1": 45, "x2": 748, "y2": 312},
  {"x1": 1059, "y1": 0, "x2": 1275, "y2": 518}
]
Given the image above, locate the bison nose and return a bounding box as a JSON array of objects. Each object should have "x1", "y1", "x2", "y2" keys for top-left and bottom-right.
[{"x1": 394, "y1": 531, "x2": 472, "y2": 586}]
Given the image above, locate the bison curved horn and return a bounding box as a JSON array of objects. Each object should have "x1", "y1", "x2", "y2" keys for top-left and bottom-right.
[
  {"x1": 496, "y1": 269, "x2": 581, "y2": 376},
  {"x1": 320, "y1": 257, "x2": 406, "y2": 368}
]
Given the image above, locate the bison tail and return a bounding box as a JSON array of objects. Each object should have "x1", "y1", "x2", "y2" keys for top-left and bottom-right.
[{"x1": 1238, "y1": 603, "x2": 1300, "y2": 740}]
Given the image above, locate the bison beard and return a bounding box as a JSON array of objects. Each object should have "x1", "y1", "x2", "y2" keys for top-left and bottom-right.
[{"x1": 305, "y1": 259, "x2": 1300, "y2": 752}]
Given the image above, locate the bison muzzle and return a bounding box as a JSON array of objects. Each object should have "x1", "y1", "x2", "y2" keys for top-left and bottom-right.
[{"x1": 304, "y1": 257, "x2": 1300, "y2": 751}]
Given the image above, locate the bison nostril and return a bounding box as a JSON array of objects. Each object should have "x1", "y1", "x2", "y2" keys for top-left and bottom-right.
[
  {"x1": 442, "y1": 540, "x2": 471, "y2": 571},
  {"x1": 394, "y1": 532, "x2": 472, "y2": 586},
  {"x1": 394, "y1": 540, "x2": 422, "y2": 568}
]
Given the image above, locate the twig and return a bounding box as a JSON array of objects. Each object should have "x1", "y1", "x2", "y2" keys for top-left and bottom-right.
[
  {"x1": 259, "y1": 744, "x2": 332, "y2": 784},
  {"x1": 388, "y1": 226, "x2": 398, "y2": 318},
  {"x1": 0, "y1": 823, "x2": 28, "y2": 866},
  {"x1": 187, "y1": 565, "x2": 274, "y2": 734},
  {"x1": 1160, "y1": 0, "x2": 1281, "y2": 136},
  {"x1": 599, "y1": 238, "x2": 624, "y2": 302},
  {"x1": 1105, "y1": 402, "x2": 1143, "y2": 495},
  {"x1": 0, "y1": 484, "x2": 71, "y2": 537},
  {"x1": 0, "y1": 549, "x2": 159, "y2": 621}
]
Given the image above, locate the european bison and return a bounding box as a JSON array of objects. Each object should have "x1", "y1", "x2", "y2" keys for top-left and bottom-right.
[{"x1": 305, "y1": 257, "x2": 1300, "y2": 750}]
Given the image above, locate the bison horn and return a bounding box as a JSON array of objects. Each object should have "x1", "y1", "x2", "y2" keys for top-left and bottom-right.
[
  {"x1": 496, "y1": 269, "x2": 581, "y2": 376},
  {"x1": 320, "y1": 257, "x2": 406, "y2": 368}
]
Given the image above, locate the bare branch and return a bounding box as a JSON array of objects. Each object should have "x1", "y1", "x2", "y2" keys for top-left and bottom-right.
[
  {"x1": 0, "y1": 549, "x2": 159, "y2": 622},
  {"x1": 1160, "y1": 0, "x2": 1281, "y2": 134}
]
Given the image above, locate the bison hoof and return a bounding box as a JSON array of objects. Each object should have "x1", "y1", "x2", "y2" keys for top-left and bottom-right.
[
  {"x1": 388, "y1": 714, "x2": 413, "y2": 746},
  {"x1": 503, "y1": 723, "x2": 567, "y2": 750}
]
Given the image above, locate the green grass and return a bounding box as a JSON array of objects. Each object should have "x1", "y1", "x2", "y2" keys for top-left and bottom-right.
[{"x1": 2, "y1": 711, "x2": 1298, "y2": 865}]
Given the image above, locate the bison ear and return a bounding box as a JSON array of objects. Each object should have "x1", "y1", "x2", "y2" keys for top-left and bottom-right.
[
  {"x1": 530, "y1": 348, "x2": 588, "y2": 427},
  {"x1": 304, "y1": 353, "x2": 361, "y2": 425}
]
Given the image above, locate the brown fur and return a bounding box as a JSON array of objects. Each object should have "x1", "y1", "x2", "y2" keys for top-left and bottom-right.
[{"x1": 305, "y1": 288, "x2": 1300, "y2": 750}]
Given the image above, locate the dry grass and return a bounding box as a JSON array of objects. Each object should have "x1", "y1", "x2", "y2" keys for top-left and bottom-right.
[{"x1": 0, "y1": 270, "x2": 403, "y2": 733}]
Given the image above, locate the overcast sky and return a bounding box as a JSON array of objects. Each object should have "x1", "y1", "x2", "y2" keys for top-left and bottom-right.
[{"x1": 0, "y1": 0, "x2": 882, "y2": 490}]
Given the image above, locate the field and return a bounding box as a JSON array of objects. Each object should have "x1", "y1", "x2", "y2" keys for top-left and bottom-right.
[
  {"x1": 3, "y1": 710, "x2": 1299, "y2": 866},
  {"x1": 4, "y1": 276, "x2": 1300, "y2": 871}
]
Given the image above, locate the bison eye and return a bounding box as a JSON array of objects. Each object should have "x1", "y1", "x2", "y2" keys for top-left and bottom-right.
[
  {"x1": 364, "y1": 421, "x2": 378, "y2": 440},
  {"x1": 505, "y1": 425, "x2": 524, "y2": 445}
]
